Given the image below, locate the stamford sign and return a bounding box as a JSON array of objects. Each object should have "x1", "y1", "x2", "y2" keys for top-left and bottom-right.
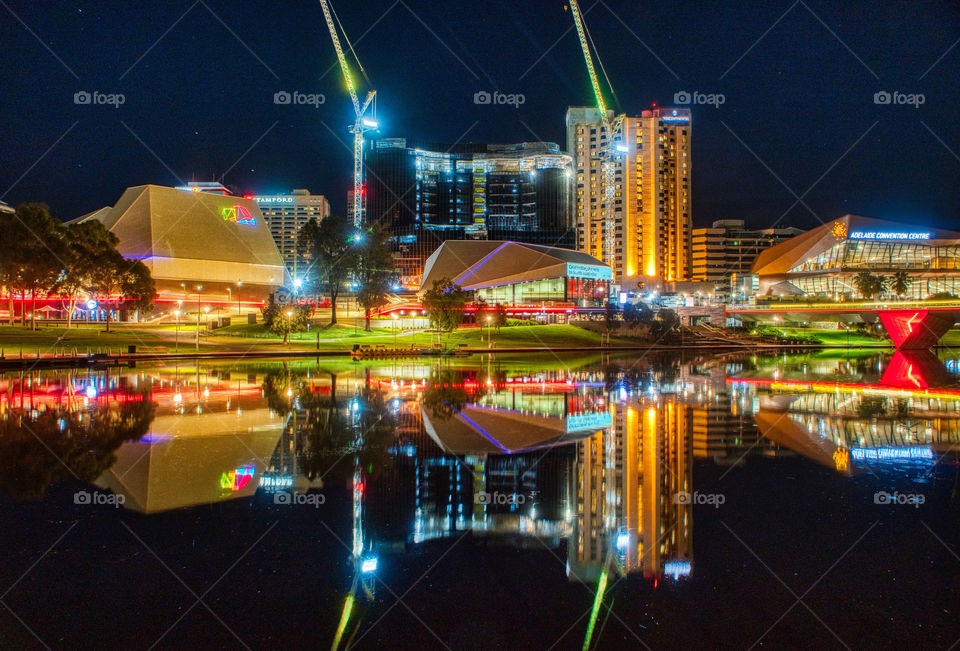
[{"x1": 849, "y1": 230, "x2": 931, "y2": 241}]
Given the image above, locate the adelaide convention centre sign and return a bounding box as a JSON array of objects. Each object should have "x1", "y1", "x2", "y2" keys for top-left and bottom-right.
[
  {"x1": 566, "y1": 262, "x2": 613, "y2": 280},
  {"x1": 849, "y1": 230, "x2": 931, "y2": 241}
]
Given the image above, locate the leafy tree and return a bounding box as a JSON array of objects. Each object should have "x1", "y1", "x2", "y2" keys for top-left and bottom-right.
[
  {"x1": 58, "y1": 220, "x2": 120, "y2": 327},
  {"x1": 353, "y1": 224, "x2": 395, "y2": 331},
  {"x1": 891, "y1": 271, "x2": 911, "y2": 298},
  {"x1": 604, "y1": 301, "x2": 620, "y2": 331},
  {"x1": 853, "y1": 271, "x2": 888, "y2": 300},
  {"x1": 492, "y1": 302, "x2": 508, "y2": 332},
  {"x1": 297, "y1": 214, "x2": 359, "y2": 325},
  {"x1": 422, "y1": 278, "x2": 468, "y2": 343},
  {"x1": 87, "y1": 251, "x2": 156, "y2": 332},
  {"x1": 651, "y1": 308, "x2": 681, "y2": 339},
  {"x1": 262, "y1": 293, "x2": 310, "y2": 343},
  {"x1": 4, "y1": 204, "x2": 64, "y2": 329}
]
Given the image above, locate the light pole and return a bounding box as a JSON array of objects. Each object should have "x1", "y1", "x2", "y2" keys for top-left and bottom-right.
[
  {"x1": 487, "y1": 315, "x2": 493, "y2": 348},
  {"x1": 392, "y1": 312, "x2": 398, "y2": 347},
  {"x1": 174, "y1": 309, "x2": 180, "y2": 352},
  {"x1": 286, "y1": 310, "x2": 293, "y2": 345},
  {"x1": 195, "y1": 285, "x2": 203, "y2": 352},
  {"x1": 237, "y1": 281, "x2": 242, "y2": 318},
  {"x1": 226, "y1": 287, "x2": 232, "y2": 317}
]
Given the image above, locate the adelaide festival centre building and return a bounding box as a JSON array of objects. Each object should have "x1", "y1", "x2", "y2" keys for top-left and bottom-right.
[
  {"x1": 751, "y1": 214, "x2": 960, "y2": 300},
  {"x1": 72, "y1": 185, "x2": 288, "y2": 313}
]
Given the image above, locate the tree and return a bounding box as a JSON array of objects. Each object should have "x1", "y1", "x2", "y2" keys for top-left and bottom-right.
[
  {"x1": 263, "y1": 293, "x2": 310, "y2": 343},
  {"x1": 604, "y1": 301, "x2": 620, "y2": 331},
  {"x1": 492, "y1": 303, "x2": 508, "y2": 332},
  {"x1": 87, "y1": 251, "x2": 156, "y2": 332},
  {"x1": 891, "y1": 271, "x2": 911, "y2": 298},
  {"x1": 353, "y1": 224, "x2": 395, "y2": 331},
  {"x1": 297, "y1": 214, "x2": 358, "y2": 325},
  {"x1": 650, "y1": 308, "x2": 681, "y2": 339},
  {"x1": 853, "y1": 271, "x2": 887, "y2": 300},
  {"x1": 58, "y1": 220, "x2": 119, "y2": 328},
  {"x1": 4, "y1": 204, "x2": 64, "y2": 329},
  {"x1": 422, "y1": 278, "x2": 468, "y2": 343}
]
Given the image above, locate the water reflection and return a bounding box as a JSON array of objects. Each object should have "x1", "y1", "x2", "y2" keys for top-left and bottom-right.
[{"x1": 1, "y1": 349, "x2": 957, "y2": 590}]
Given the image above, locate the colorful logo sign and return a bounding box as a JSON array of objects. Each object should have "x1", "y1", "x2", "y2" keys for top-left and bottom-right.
[
  {"x1": 220, "y1": 465, "x2": 256, "y2": 492},
  {"x1": 221, "y1": 205, "x2": 257, "y2": 225},
  {"x1": 831, "y1": 221, "x2": 848, "y2": 240}
]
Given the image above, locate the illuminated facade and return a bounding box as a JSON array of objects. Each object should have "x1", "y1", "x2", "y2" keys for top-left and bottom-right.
[
  {"x1": 73, "y1": 184, "x2": 287, "y2": 305},
  {"x1": 753, "y1": 214, "x2": 960, "y2": 299},
  {"x1": 566, "y1": 107, "x2": 692, "y2": 285},
  {"x1": 419, "y1": 240, "x2": 612, "y2": 309},
  {"x1": 251, "y1": 189, "x2": 330, "y2": 277},
  {"x1": 365, "y1": 139, "x2": 574, "y2": 286}
]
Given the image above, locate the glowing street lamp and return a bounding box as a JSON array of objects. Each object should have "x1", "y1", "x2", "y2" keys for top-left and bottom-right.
[
  {"x1": 391, "y1": 312, "x2": 398, "y2": 347},
  {"x1": 174, "y1": 309, "x2": 181, "y2": 352},
  {"x1": 195, "y1": 285, "x2": 203, "y2": 352}
]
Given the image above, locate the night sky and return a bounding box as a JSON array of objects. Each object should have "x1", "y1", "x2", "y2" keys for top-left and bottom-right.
[{"x1": 1, "y1": 0, "x2": 958, "y2": 231}]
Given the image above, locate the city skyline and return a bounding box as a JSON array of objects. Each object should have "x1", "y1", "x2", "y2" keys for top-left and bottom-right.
[{"x1": 1, "y1": 0, "x2": 957, "y2": 230}]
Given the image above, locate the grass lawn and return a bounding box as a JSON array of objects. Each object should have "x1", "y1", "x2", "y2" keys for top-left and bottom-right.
[{"x1": 767, "y1": 327, "x2": 889, "y2": 346}]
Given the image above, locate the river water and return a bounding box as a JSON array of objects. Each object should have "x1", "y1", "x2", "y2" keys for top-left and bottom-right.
[{"x1": 1, "y1": 350, "x2": 958, "y2": 650}]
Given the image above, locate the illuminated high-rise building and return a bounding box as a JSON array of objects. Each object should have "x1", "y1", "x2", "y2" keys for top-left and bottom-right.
[
  {"x1": 566, "y1": 107, "x2": 692, "y2": 286},
  {"x1": 251, "y1": 189, "x2": 330, "y2": 277}
]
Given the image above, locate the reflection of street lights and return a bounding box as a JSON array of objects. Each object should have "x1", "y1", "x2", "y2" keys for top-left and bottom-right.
[
  {"x1": 174, "y1": 309, "x2": 180, "y2": 352},
  {"x1": 391, "y1": 312, "x2": 398, "y2": 347},
  {"x1": 195, "y1": 285, "x2": 203, "y2": 352}
]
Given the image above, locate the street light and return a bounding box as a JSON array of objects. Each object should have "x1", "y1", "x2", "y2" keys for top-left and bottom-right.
[
  {"x1": 486, "y1": 315, "x2": 493, "y2": 348},
  {"x1": 285, "y1": 310, "x2": 293, "y2": 345},
  {"x1": 237, "y1": 281, "x2": 243, "y2": 317},
  {"x1": 391, "y1": 312, "x2": 398, "y2": 347}
]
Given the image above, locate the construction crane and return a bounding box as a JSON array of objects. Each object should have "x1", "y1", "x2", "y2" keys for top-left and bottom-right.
[
  {"x1": 568, "y1": 0, "x2": 625, "y2": 272},
  {"x1": 319, "y1": 0, "x2": 377, "y2": 228}
]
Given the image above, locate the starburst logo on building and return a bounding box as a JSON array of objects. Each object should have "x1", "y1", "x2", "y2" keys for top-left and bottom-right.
[
  {"x1": 831, "y1": 221, "x2": 848, "y2": 240},
  {"x1": 221, "y1": 205, "x2": 256, "y2": 225}
]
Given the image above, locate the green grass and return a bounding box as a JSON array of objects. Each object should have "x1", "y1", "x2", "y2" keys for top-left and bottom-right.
[{"x1": 762, "y1": 327, "x2": 887, "y2": 346}]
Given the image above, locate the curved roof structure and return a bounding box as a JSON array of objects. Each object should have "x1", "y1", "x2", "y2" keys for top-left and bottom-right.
[
  {"x1": 752, "y1": 214, "x2": 960, "y2": 276},
  {"x1": 76, "y1": 185, "x2": 287, "y2": 290},
  {"x1": 419, "y1": 240, "x2": 610, "y2": 292}
]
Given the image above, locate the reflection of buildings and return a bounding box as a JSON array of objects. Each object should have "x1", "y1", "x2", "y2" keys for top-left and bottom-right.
[
  {"x1": 569, "y1": 401, "x2": 693, "y2": 582},
  {"x1": 95, "y1": 367, "x2": 284, "y2": 512}
]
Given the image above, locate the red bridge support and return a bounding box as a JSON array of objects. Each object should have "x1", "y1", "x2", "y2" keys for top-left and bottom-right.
[{"x1": 877, "y1": 310, "x2": 960, "y2": 350}]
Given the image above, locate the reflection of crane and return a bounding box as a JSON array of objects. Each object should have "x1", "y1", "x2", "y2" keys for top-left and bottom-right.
[
  {"x1": 319, "y1": 0, "x2": 377, "y2": 228},
  {"x1": 568, "y1": 0, "x2": 625, "y2": 270}
]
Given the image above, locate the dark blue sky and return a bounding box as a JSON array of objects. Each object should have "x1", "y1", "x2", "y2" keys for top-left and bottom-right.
[{"x1": 1, "y1": 0, "x2": 958, "y2": 231}]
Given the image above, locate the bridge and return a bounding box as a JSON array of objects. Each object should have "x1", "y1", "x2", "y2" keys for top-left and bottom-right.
[{"x1": 726, "y1": 301, "x2": 960, "y2": 349}]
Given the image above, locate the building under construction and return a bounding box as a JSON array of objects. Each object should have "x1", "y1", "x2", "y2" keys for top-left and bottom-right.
[{"x1": 365, "y1": 139, "x2": 574, "y2": 287}]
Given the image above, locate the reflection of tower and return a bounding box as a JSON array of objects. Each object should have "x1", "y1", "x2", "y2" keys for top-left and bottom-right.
[{"x1": 569, "y1": 400, "x2": 693, "y2": 582}]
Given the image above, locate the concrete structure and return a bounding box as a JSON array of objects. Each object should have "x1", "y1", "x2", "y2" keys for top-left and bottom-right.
[
  {"x1": 752, "y1": 214, "x2": 960, "y2": 299},
  {"x1": 567, "y1": 106, "x2": 692, "y2": 286},
  {"x1": 73, "y1": 184, "x2": 287, "y2": 307},
  {"x1": 365, "y1": 139, "x2": 574, "y2": 287},
  {"x1": 251, "y1": 189, "x2": 330, "y2": 277},
  {"x1": 691, "y1": 219, "x2": 803, "y2": 283},
  {"x1": 419, "y1": 240, "x2": 611, "y2": 309}
]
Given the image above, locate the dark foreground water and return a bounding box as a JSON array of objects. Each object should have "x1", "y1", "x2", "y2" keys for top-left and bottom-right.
[{"x1": 0, "y1": 350, "x2": 958, "y2": 650}]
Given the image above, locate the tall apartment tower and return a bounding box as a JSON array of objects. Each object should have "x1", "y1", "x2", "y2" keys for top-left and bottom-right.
[
  {"x1": 251, "y1": 189, "x2": 331, "y2": 277},
  {"x1": 566, "y1": 106, "x2": 692, "y2": 286}
]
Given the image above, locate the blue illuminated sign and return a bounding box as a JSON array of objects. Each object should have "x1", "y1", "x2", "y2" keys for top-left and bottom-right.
[
  {"x1": 566, "y1": 263, "x2": 613, "y2": 280},
  {"x1": 566, "y1": 412, "x2": 613, "y2": 432},
  {"x1": 849, "y1": 231, "x2": 931, "y2": 241}
]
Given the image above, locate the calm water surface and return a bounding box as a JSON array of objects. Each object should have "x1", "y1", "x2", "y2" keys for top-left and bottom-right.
[{"x1": 1, "y1": 350, "x2": 958, "y2": 650}]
